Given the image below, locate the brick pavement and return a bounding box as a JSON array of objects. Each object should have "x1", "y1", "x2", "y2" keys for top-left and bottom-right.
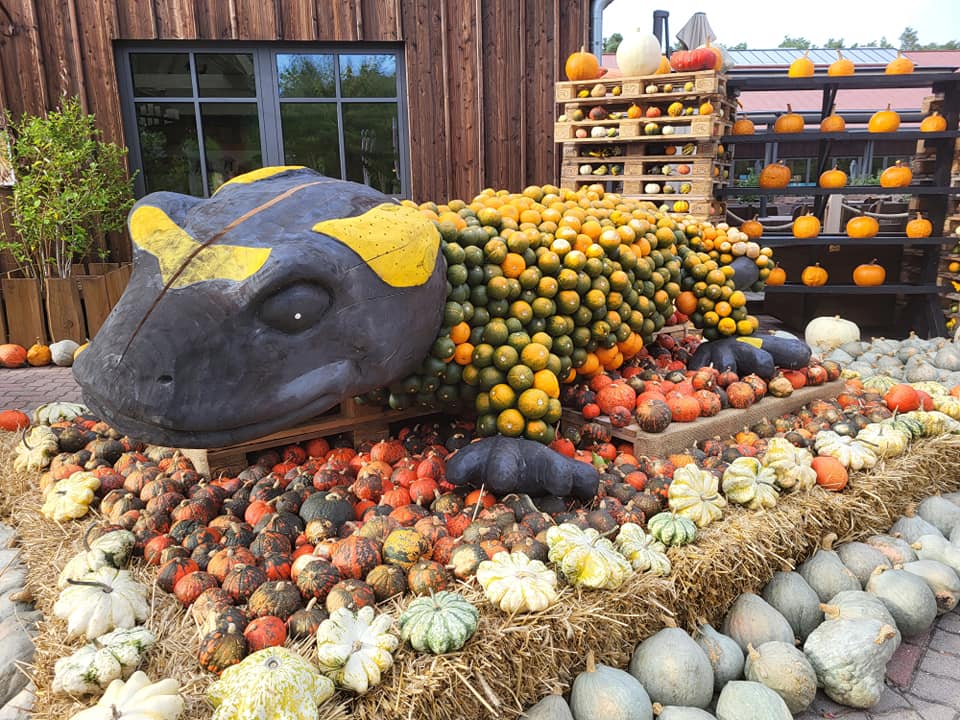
[{"x1": 2, "y1": 366, "x2": 960, "y2": 718}]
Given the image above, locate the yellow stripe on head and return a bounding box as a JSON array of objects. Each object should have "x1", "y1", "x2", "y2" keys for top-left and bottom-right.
[
  {"x1": 312, "y1": 204, "x2": 440, "y2": 288},
  {"x1": 130, "y1": 205, "x2": 271, "y2": 288},
  {"x1": 213, "y1": 166, "x2": 307, "y2": 194}
]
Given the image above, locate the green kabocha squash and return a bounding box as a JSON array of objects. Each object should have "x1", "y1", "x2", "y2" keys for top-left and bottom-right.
[
  {"x1": 715, "y1": 681, "x2": 792, "y2": 720},
  {"x1": 523, "y1": 694, "x2": 574, "y2": 720},
  {"x1": 865, "y1": 566, "x2": 937, "y2": 638},
  {"x1": 667, "y1": 465, "x2": 726, "y2": 527},
  {"x1": 208, "y1": 646, "x2": 335, "y2": 720},
  {"x1": 836, "y1": 542, "x2": 891, "y2": 587},
  {"x1": 646, "y1": 512, "x2": 697, "y2": 546},
  {"x1": 570, "y1": 651, "x2": 653, "y2": 720},
  {"x1": 721, "y1": 593, "x2": 794, "y2": 653},
  {"x1": 315, "y1": 606, "x2": 398, "y2": 694},
  {"x1": 865, "y1": 534, "x2": 916, "y2": 566},
  {"x1": 902, "y1": 559, "x2": 960, "y2": 614},
  {"x1": 693, "y1": 622, "x2": 744, "y2": 688},
  {"x1": 614, "y1": 523, "x2": 671, "y2": 576},
  {"x1": 546, "y1": 523, "x2": 633, "y2": 590},
  {"x1": 744, "y1": 641, "x2": 817, "y2": 713},
  {"x1": 398, "y1": 591, "x2": 478, "y2": 654},
  {"x1": 629, "y1": 623, "x2": 713, "y2": 708},
  {"x1": 58, "y1": 529, "x2": 136, "y2": 588},
  {"x1": 52, "y1": 626, "x2": 156, "y2": 695},
  {"x1": 917, "y1": 495, "x2": 960, "y2": 536},
  {"x1": 651, "y1": 706, "x2": 716, "y2": 719},
  {"x1": 761, "y1": 570, "x2": 822, "y2": 641},
  {"x1": 822, "y1": 590, "x2": 901, "y2": 647},
  {"x1": 797, "y1": 533, "x2": 860, "y2": 602},
  {"x1": 721, "y1": 457, "x2": 779, "y2": 509}
]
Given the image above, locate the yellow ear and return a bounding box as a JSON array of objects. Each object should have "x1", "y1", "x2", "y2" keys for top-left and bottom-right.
[
  {"x1": 130, "y1": 205, "x2": 271, "y2": 288},
  {"x1": 212, "y1": 166, "x2": 307, "y2": 194},
  {"x1": 312, "y1": 204, "x2": 440, "y2": 288}
]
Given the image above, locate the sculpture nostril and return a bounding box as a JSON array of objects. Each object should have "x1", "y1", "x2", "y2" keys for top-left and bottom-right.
[{"x1": 157, "y1": 374, "x2": 173, "y2": 385}]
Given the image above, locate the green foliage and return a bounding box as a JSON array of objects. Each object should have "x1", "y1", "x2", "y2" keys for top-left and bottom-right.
[
  {"x1": 779, "y1": 35, "x2": 812, "y2": 49},
  {"x1": 603, "y1": 33, "x2": 623, "y2": 53},
  {"x1": 0, "y1": 97, "x2": 134, "y2": 289},
  {"x1": 900, "y1": 27, "x2": 920, "y2": 51},
  {"x1": 824, "y1": 38, "x2": 845, "y2": 49}
]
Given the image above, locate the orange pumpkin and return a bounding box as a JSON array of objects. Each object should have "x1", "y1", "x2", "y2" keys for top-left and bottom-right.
[
  {"x1": 801, "y1": 263, "x2": 828, "y2": 287},
  {"x1": 0, "y1": 409, "x2": 30, "y2": 431},
  {"x1": 811, "y1": 456, "x2": 848, "y2": 491},
  {"x1": 868, "y1": 104, "x2": 900, "y2": 133},
  {"x1": 565, "y1": 46, "x2": 604, "y2": 81},
  {"x1": 766, "y1": 267, "x2": 786, "y2": 286},
  {"x1": 906, "y1": 212, "x2": 933, "y2": 238},
  {"x1": 853, "y1": 260, "x2": 886, "y2": 286},
  {"x1": 788, "y1": 49, "x2": 815, "y2": 78},
  {"x1": 920, "y1": 111, "x2": 948, "y2": 132},
  {"x1": 885, "y1": 50, "x2": 914, "y2": 75},
  {"x1": 773, "y1": 104, "x2": 804, "y2": 133},
  {"x1": 0, "y1": 344, "x2": 27, "y2": 368},
  {"x1": 820, "y1": 112, "x2": 846, "y2": 132},
  {"x1": 627, "y1": 104, "x2": 643, "y2": 119},
  {"x1": 846, "y1": 215, "x2": 880, "y2": 238},
  {"x1": 26, "y1": 340, "x2": 51, "y2": 366},
  {"x1": 732, "y1": 117, "x2": 755, "y2": 135},
  {"x1": 741, "y1": 216, "x2": 763, "y2": 240},
  {"x1": 819, "y1": 165, "x2": 848, "y2": 189},
  {"x1": 699, "y1": 101, "x2": 714, "y2": 116},
  {"x1": 879, "y1": 160, "x2": 912, "y2": 188},
  {"x1": 792, "y1": 213, "x2": 821, "y2": 239},
  {"x1": 654, "y1": 55, "x2": 671, "y2": 74},
  {"x1": 828, "y1": 49, "x2": 855, "y2": 76},
  {"x1": 758, "y1": 161, "x2": 791, "y2": 189}
]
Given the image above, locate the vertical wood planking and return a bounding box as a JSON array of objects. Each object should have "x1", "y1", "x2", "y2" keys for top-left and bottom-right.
[
  {"x1": 443, "y1": 0, "x2": 480, "y2": 199},
  {"x1": 279, "y1": 0, "x2": 316, "y2": 39},
  {"x1": 195, "y1": 0, "x2": 235, "y2": 39},
  {"x1": 235, "y1": 0, "x2": 278, "y2": 39},
  {"x1": 45, "y1": 277, "x2": 86, "y2": 342},
  {"x1": 1, "y1": 278, "x2": 45, "y2": 347},
  {"x1": 523, "y1": 0, "x2": 555, "y2": 186},
  {"x1": 34, "y1": 0, "x2": 85, "y2": 104},
  {"x1": 0, "y1": 284, "x2": 7, "y2": 342},
  {"x1": 72, "y1": 0, "x2": 123, "y2": 144},
  {"x1": 479, "y1": 0, "x2": 522, "y2": 192},
  {"x1": 0, "y1": 0, "x2": 48, "y2": 118},
  {"x1": 554, "y1": 0, "x2": 588, "y2": 185},
  {"x1": 153, "y1": 0, "x2": 199, "y2": 37},
  {"x1": 316, "y1": 0, "x2": 358, "y2": 41},
  {"x1": 360, "y1": 0, "x2": 399, "y2": 40},
  {"x1": 77, "y1": 275, "x2": 111, "y2": 338},
  {"x1": 115, "y1": 0, "x2": 158, "y2": 38}
]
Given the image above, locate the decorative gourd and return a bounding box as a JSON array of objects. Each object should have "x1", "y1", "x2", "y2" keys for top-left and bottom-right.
[
  {"x1": 629, "y1": 623, "x2": 714, "y2": 708},
  {"x1": 207, "y1": 646, "x2": 335, "y2": 720},
  {"x1": 0, "y1": 409, "x2": 30, "y2": 431},
  {"x1": 773, "y1": 104, "x2": 804, "y2": 133},
  {"x1": 890, "y1": 504, "x2": 942, "y2": 543},
  {"x1": 744, "y1": 641, "x2": 817, "y2": 713},
  {"x1": 828, "y1": 49, "x2": 855, "y2": 76},
  {"x1": 382, "y1": 528, "x2": 430, "y2": 569},
  {"x1": 546, "y1": 523, "x2": 632, "y2": 589},
  {"x1": 398, "y1": 590, "x2": 478, "y2": 654},
  {"x1": 800, "y1": 263, "x2": 827, "y2": 287},
  {"x1": 855, "y1": 422, "x2": 909, "y2": 458},
  {"x1": 565, "y1": 46, "x2": 604, "y2": 81},
  {"x1": 819, "y1": 165, "x2": 847, "y2": 188},
  {"x1": 758, "y1": 161, "x2": 791, "y2": 189},
  {"x1": 912, "y1": 533, "x2": 960, "y2": 575},
  {"x1": 732, "y1": 117, "x2": 755, "y2": 135},
  {"x1": 836, "y1": 542, "x2": 891, "y2": 586},
  {"x1": 198, "y1": 624, "x2": 248, "y2": 675},
  {"x1": 886, "y1": 50, "x2": 914, "y2": 74},
  {"x1": 740, "y1": 216, "x2": 763, "y2": 239},
  {"x1": 614, "y1": 523, "x2": 671, "y2": 576},
  {"x1": 476, "y1": 551, "x2": 558, "y2": 613},
  {"x1": 647, "y1": 512, "x2": 697, "y2": 546},
  {"x1": 852, "y1": 260, "x2": 885, "y2": 287},
  {"x1": 50, "y1": 339, "x2": 80, "y2": 366},
  {"x1": 866, "y1": 534, "x2": 917, "y2": 566},
  {"x1": 798, "y1": 534, "x2": 860, "y2": 602},
  {"x1": 694, "y1": 622, "x2": 744, "y2": 688},
  {"x1": 803, "y1": 617, "x2": 898, "y2": 708},
  {"x1": 879, "y1": 160, "x2": 912, "y2": 188},
  {"x1": 814, "y1": 431, "x2": 877, "y2": 470},
  {"x1": 721, "y1": 593, "x2": 795, "y2": 653},
  {"x1": 715, "y1": 681, "x2": 792, "y2": 720},
  {"x1": 920, "y1": 111, "x2": 948, "y2": 132},
  {"x1": 805, "y1": 315, "x2": 860, "y2": 354},
  {"x1": 667, "y1": 465, "x2": 726, "y2": 527},
  {"x1": 766, "y1": 266, "x2": 786, "y2": 285},
  {"x1": 846, "y1": 214, "x2": 880, "y2": 238},
  {"x1": 868, "y1": 103, "x2": 900, "y2": 132},
  {"x1": 68, "y1": 671, "x2": 184, "y2": 720},
  {"x1": 315, "y1": 606, "x2": 398, "y2": 694},
  {"x1": 54, "y1": 567, "x2": 149, "y2": 641},
  {"x1": 247, "y1": 580, "x2": 303, "y2": 620},
  {"x1": 788, "y1": 50, "x2": 814, "y2": 77},
  {"x1": 53, "y1": 626, "x2": 156, "y2": 695},
  {"x1": 570, "y1": 651, "x2": 653, "y2": 720},
  {"x1": 59, "y1": 529, "x2": 136, "y2": 588},
  {"x1": 721, "y1": 457, "x2": 779, "y2": 510},
  {"x1": 820, "y1": 112, "x2": 846, "y2": 132},
  {"x1": 761, "y1": 571, "x2": 822, "y2": 641},
  {"x1": 761, "y1": 438, "x2": 816, "y2": 491},
  {"x1": 27, "y1": 339, "x2": 52, "y2": 366},
  {"x1": 0, "y1": 343, "x2": 26, "y2": 367},
  {"x1": 616, "y1": 31, "x2": 663, "y2": 76},
  {"x1": 917, "y1": 495, "x2": 960, "y2": 536}
]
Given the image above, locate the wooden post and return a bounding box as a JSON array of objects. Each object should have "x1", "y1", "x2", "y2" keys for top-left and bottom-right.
[
  {"x1": 0, "y1": 278, "x2": 45, "y2": 346},
  {"x1": 45, "y1": 277, "x2": 86, "y2": 343},
  {"x1": 77, "y1": 275, "x2": 111, "y2": 338}
]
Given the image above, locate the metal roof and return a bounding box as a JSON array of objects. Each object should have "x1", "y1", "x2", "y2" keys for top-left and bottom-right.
[{"x1": 728, "y1": 48, "x2": 899, "y2": 67}]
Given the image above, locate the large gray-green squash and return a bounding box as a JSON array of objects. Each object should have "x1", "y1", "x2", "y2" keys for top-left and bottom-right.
[
  {"x1": 941, "y1": 491, "x2": 960, "y2": 506},
  {"x1": 714, "y1": 681, "x2": 792, "y2": 720},
  {"x1": 902, "y1": 560, "x2": 960, "y2": 614},
  {"x1": 721, "y1": 593, "x2": 794, "y2": 653},
  {"x1": 865, "y1": 534, "x2": 917, "y2": 566},
  {"x1": 652, "y1": 706, "x2": 716, "y2": 720},
  {"x1": 761, "y1": 570, "x2": 822, "y2": 641},
  {"x1": 629, "y1": 625, "x2": 713, "y2": 708},
  {"x1": 918, "y1": 496, "x2": 960, "y2": 536},
  {"x1": 744, "y1": 641, "x2": 817, "y2": 713},
  {"x1": 951, "y1": 524, "x2": 960, "y2": 544},
  {"x1": 836, "y1": 542, "x2": 891, "y2": 587},
  {"x1": 571, "y1": 652, "x2": 653, "y2": 720},
  {"x1": 798, "y1": 534, "x2": 860, "y2": 602},
  {"x1": 822, "y1": 590, "x2": 901, "y2": 648},
  {"x1": 912, "y1": 533, "x2": 960, "y2": 575},
  {"x1": 523, "y1": 694, "x2": 574, "y2": 720},
  {"x1": 693, "y1": 622, "x2": 744, "y2": 687},
  {"x1": 803, "y1": 618, "x2": 898, "y2": 708},
  {"x1": 890, "y1": 504, "x2": 942, "y2": 543},
  {"x1": 865, "y1": 566, "x2": 937, "y2": 638}
]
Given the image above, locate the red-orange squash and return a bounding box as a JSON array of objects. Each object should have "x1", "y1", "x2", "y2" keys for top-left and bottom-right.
[
  {"x1": 243, "y1": 615, "x2": 287, "y2": 651},
  {"x1": 0, "y1": 344, "x2": 27, "y2": 368},
  {"x1": 811, "y1": 456, "x2": 848, "y2": 491},
  {"x1": 0, "y1": 409, "x2": 30, "y2": 431}
]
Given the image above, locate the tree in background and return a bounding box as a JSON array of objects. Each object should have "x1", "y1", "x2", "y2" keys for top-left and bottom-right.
[
  {"x1": 603, "y1": 33, "x2": 623, "y2": 53},
  {"x1": 779, "y1": 36, "x2": 812, "y2": 49},
  {"x1": 900, "y1": 27, "x2": 920, "y2": 50}
]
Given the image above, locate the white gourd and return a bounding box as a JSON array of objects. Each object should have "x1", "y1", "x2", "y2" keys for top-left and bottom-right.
[
  {"x1": 68, "y1": 671, "x2": 184, "y2": 720},
  {"x1": 761, "y1": 571, "x2": 823, "y2": 641},
  {"x1": 715, "y1": 681, "x2": 792, "y2": 720},
  {"x1": 667, "y1": 466, "x2": 727, "y2": 527},
  {"x1": 744, "y1": 641, "x2": 817, "y2": 713},
  {"x1": 721, "y1": 458, "x2": 779, "y2": 509},
  {"x1": 902, "y1": 560, "x2": 960, "y2": 614},
  {"x1": 53, "y1": 626, "x2": 156, "y2": 695},
  {"x1": 865, "y1": 566, "x2": 937, "y2": 638},
  {"x1": 798, "y1": 534, "x2": 861, "y2": 602},
  {"x1": 693, "y1": 622, "x2": 744, "y2": 688},
  {"x1": 813, "y1": 431, "x2": 877, "y2": 470},
  {"x1": 50, "y1": 339, "x2": 80, "y2": 366},
  {"x1": 54, "y1": 568, "x2": 149, "y2": 641},
  {"x1": 546, "y1": 523, "x2": 633, "y2": 590},
  {"x1": 315, "y1": 606, "x2": 398, "y2": 694},
  {"x1": 13, "y1": 425, "x2": 59, "y2": 471},
  {"x1": 59, "y1": 529, "x2": 136, "y2": 588},
  {"x1": 32, "y1": 401, "x2": 88, "y2": 425},
  {"x1": 628, "y1": 625, "x2": 714, "y2": 708},
  {"x1": 475, "y1": 551, "x2": 559, "y2": 613},
  {"x1": 804, "y1": 316, "x2": 860, "y2": 355},
  {"x1": 615, "y1": 31, "x2": 663, "y2": 76},
  {"x1": 836, "y1": 542, "x2": 891, "y2": 587},
  {"x1": 761, "y1": 438, "x2": 816, "y2": 491},
  {"x1": 854, "y1": 423, "x2": 909, "y2": 458},
  {"x1": 614, "y1": 524, "x2": 671, "y2": 576}
]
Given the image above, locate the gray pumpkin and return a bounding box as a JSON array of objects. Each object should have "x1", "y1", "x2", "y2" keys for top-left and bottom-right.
[
  {"x1": 865, "y1": 534, "x2": 917, "y2": 566},
  {"x1": 629, "y1": 627, "x2": 713, "y2": 709},
  {"x1": 836, "y1": 542, "x2": 891, "y2": 587},
  {"x1": 524, "y1": 694, "x2": 574, "y2": 720},
  {"x1": 822, "y1": 590, "x2": 901, "y2": 648},
  {"x1": 866, "y1": 566, "x2": 937, "y2": 638},
  {"x1": 653, "y1": 706, "x2": 716, "y2": 720},
  {"x1": 571, "y1": 652, "x2": 653, "y2": 720},
  {"x1": 902, "y1": 559, "x2": 960, "y2": 614},
  {"x1": 715, "y1": 681, "x2": 792, "y2": 720},
  {"x1": 890, "y1": 505, "x2": 942, "y2": 543},
  {"x1": 721, "y1": 593, "x2": 794, "y2": 653},
  {"x1": 798, "y1": 534, "x2": 860, "y2": 602},
  {"x1": 917, "y1": 496, "x2": 960, "y2": 537},
  {"x1": 761, "y1": 571, "x2": 822, "y2": 641},
  {"x1": 694, "y1": 622, "x2": 744, "y2": 687},
  {"x1": 744, "y1": 641, "x2": 817, "y2": 713}
]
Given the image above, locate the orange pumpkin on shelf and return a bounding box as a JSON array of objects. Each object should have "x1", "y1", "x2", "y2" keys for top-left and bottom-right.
[
  {"x1": 758, "y1": 161, "x2": 791, "y2": 189},
  {"x1": 819, "y1": 165, "x2": 848, "y2": 189},
  {"x1": 868, "y1": 104, "x2": 901, "y2": 133},
  {"x1": 792, "y1": 213, "x2": 822, "y2": 239},
  {"x1": 626, "y1": 104, "x2": 643, "y2": 119},
  {"x1": 846, "y1": 215, "x2": 880, "y2": 238},
  {"x1": 920, "y1": 111, "x2": 948, "y2": 132},
  {"x1": 741, "y1": 216, "x2": 764, "y2": 239},
  {"x1": 879, "y1": 160, "x2": 913, "y2": 188},
  {"x1": 766, "y1": 267, "x2": 787, "y2": 286},
  {"x1": 885, "y1": 50, "x2": 915, "y2": 75},
  {"x1": 828, "y1": 49, "x2": 855, "y2": 76},
  {"x1": 565, "y1": 46, "x2": 605, "y2": 81},
  {"x1": 788, "y1": 49, "x2": 815, "y2": 78},
  {"x1": 820, "y1": 112, "x2": 846, "y2": 133},
  {"x1": 906, "y1": 212, "x2": 933, "y2": 238},
  {"x1": 773, "y1": 104, "x2": 804, "y2": 133},
  {"x1": 732, "y1": 117, "x2": 755, "y2": 135},
  {"x1": 853, "y1": 260, "x2": 886, "y2": 286},
  {"x1": 801, "y1": 263, "x2": 828, "y2": 286}
]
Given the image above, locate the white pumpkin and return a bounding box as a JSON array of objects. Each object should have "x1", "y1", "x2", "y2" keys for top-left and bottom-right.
[
  {"x1": 13, "y1": 425, "x2": 59, "y2": 472},
  {"x1": 53, "y1": 567, "x2": 149, "y2": 641},
  {"x1": 804, "y1": 316, "x2": 860, "y2": 355},
  {"x1": 69, "y1": 671, "x2": 183, "y2": 720},
  {"x1": 315, "y1": 606, "x2": 398, "y2": 694},
  {"x1": 761, "y1": 437, "x2": 816, "y2": 491},
  {"x1": 42, "y1": 471, "x2": 101, "y2": 522},
  {"x1": 615, "y1": 523, "x2": 672, "y2": 576},
  {"x1": 546, "y1": 523, "x2": 633, "y2": 590},
  {"x1": 668, "y1": 465, "x2": 727, "y2": 527},
  {"x1": 721, "y1": 457, "x2": 779, "y2": 509},
  {"x1": 59, "y1": 529, "x2": 136, "y2": 588},
  {"x1": 33, "y1": 400, "x2": 88, "y2": 425},
  {"x1": 50, "y1": 339, "x2": 81, "y2": 366},
  {"x1": 854, "y1": 423, "x2": 910, "y2": 459},
  {"x1": 814, "y1": 431, "x2": 877, "y2": 471},
  {"x1": 53, "y1": 626, "x2": 156, "y2": 696},
  {"x1": 476, "y1": 551, "x2": 558, "y2": 613},
  {"x1": 616, "y1": 30, "x2": 663, "y2": 76}
]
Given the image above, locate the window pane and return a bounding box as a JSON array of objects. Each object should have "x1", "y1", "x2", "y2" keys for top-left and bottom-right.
[
  {"x1": 277, "y1": 54, "x2": 335, "y2": 98},
  {"x1": 339, "y1": 54, "x2": 397, "y2": 98},
  {"x1": 131, "y1": 53, "x2": 192, "y2": 97},
  {"x1": 342, "y1": 103, "x2": 401, "y2": 194},
  {"x1": 196, "y1": 53, "x2": 256, "y2": 97},
  {"x1": 200, "y1": 103, "x2": 262, "y2": 194},
  {"x1": 279, "y1": 104, "x2": 341, "y2": 178},
  {"x1": 135, "y1": 102, "x2": 202, "y2": 195}
]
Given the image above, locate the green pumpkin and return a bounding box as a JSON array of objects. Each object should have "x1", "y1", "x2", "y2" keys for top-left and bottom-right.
[
  {"x1": 398, "y1": 591, "x2": 478, "y2": 654},
  {"x1": 647, "y1": 512, "x2": 697, "y2": 546}
]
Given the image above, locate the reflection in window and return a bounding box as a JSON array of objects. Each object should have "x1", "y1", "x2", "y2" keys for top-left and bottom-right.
[
  {"x1": 280, "y1": 104, "x2": 340, "y2": 177},
  {"x1": 196, "y1": 54, "x2": 256, "y2": 97},
  {"x1": 200, "y1": 103, "x2": 262, "y2": 193},
  {"x1": 131, "y1": 54, "x2": 192, "y2": 97},
  {"x1": 278, "y1": 54, "x2": 335, "y2": 97},
  {"x1": 135, "y1": 102, "x2": 201, "y2": 195},
  {"x1": 342, "y1": 104, "x2": 401, "y2": 195},
  {"x1": 339, "y1": 54, "x2": 397, "y2": 97}
]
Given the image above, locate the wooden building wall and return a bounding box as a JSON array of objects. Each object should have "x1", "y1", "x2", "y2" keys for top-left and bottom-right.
[{"x1": 0, "y1": 0, "x2": 590, "y2": 271}]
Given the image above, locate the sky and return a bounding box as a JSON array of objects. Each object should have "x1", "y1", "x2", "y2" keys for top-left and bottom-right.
[{"x1": 603, "y1": 1, "x2": 960, "y2": 49}]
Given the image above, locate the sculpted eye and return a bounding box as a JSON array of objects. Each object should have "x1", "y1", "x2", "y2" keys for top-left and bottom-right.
[{"x1": 257, "y1": 282, "x2": 330, "y2": 333}]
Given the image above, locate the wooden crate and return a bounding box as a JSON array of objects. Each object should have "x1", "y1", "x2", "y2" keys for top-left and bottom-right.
[
  {"x1": 621, "y1": 179, "x2": 714, "y2": 196},
  {"x1": 555, "y1": 71, "x2": 726, "y2": 103},
  {"x1": 560, "y1": 140, "x2": 720, "y2": 159},
  {"x1": 555, "y1": 113, "x2": 730, "y2": 143}
]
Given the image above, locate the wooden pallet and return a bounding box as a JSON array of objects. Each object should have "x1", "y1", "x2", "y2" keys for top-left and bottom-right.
[
  {"x1": 181, "y1": 399, "x2": 436, "y2": 477},
  {"x1": 561, "y1": 140, "x2": 721, "y2": 159},
  {"x1": 562, "y1": 380, "x2": 843, "y2": 458},
  {"x1": 554, "y1": 114, "x2": 729, "y2": 142},
  {"x1": 555, "y1": 70, "x2": 726, "y2": 103},
  {"x1": 561, "y1": 156, "x2": 728, "y2": 180}
]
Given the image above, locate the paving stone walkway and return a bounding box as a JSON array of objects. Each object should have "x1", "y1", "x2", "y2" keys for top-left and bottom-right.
[{"x1": 0, "y1": 365, "x2": 82, "y2": 413}]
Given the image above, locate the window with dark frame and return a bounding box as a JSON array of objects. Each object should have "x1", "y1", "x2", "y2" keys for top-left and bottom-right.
[{"x1": 117, "y1": 46, "x2": 408, "y2": 199}]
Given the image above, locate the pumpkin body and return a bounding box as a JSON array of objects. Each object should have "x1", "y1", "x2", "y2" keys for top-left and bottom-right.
[
  {"x1": 636, "y1": 399, "x2": 672, "y2": 433},
  {"x1": 247, "y1": 580, "x2": 302, "y2": 620},
  {"x1": 868, "y1": 104, "x2": 900, "y2": 132},
  {"x1": 732, "y1": 117, "x2": 755, "y2": 135},
  {"x1": 199, "y1": 626, "x2": 248, "y2": 675},
  {"x1": 54, "y1": 567, "x2": 149, "y2": 641},
  {"x1": 744, "y1": 641, "x2": 817, "y2": 713},
  {"x1": 331, "y1": 535, "x2": 382, "y2": 579},
  {"x1": 565, "y1": 46, "x2": 602, "y2": 81},
  {"x1": 476, "y1": 551, "x2": 558, "y2": 613},
  {"x1": 866, "y1": 534, "x2": 917, "y2": 566},
  {"x1": 315, "y1": 606, "x2": 399, "y2": 694},
  {"x1": 865, "y1": 566, "x2": 937, "y2": 638},
  {"x1": 616, "y1": 32, "x2": 663, "y2": 76},
  {"x1": 788, "y1": 51, "x2": 814, "y2": 77},
  {"x1": 852, "y1": 262, "x2": 885, "y2": 287},
  {"x1": 628, "y1": 627, "x2": 714, "y2": 708},
  {"x1": 886, "y1": 51, "x2": 914, "y2": 74},
  {"x1": 828, "y1": 50, "x2": 855, "y2": 76},
  {"x1": 758, "y1": 162, "x2": 790, "y2": 189},
  {"x1": 694, "y1": 622, "x2": 745, "y2": 688},
  {"x1": 27, "y1": 341, "x2": 52, "y2": 366},
  {"x1": 902, "y1": 559, "x2": 960, "y2": 614},
  {"x1": 614, "y1": 523, "x2": 671, "y2": 576},
  {"x1": 836, "y1": 542, "x2": 891, "y2": 586},
  {"x1": 761, "y1": 571, "x2": 822, "y2": 641},
  {"x1": 545, "y1": 523, "x2": 632, "y2": 589},
  {"x1": 820, "y1": 113, "x2": 846, "y2": 132},
  {"x1": 920, "y1": 111, "x2": 948, "y2": 132},
  {"x1": 69, "y1": 671, "x2": 184, "y2": 720},
  {"x1": 721, "y1": 457, "x2": 779, "y2": 510},
  {"x1": 800, "y1": 264, "x2": 828, "y2": 286},
  {"x1": 325, "y1": 578, "x2": 376, "y2": 611},
  {"x1": 906, "y1": 213, "x2": 933, "y2": 238},
  {"x1": 243, "y1": 615, "x2": 287, "y2": 651},
  {"x1": 570, "y1": 655, "x2": 653, "y2": 720},
  {"x1": 667, "y1": 465, "x2": 726, "y2": 527},
  {"x1": 879, "y1": 161, "x2": 912, "y2": 188},
  {"x1": 819, "y1": 166, "x2": 847, "y2": 188},
  {"x1": 773, "y1": 105, "x2": 803, "y2": 133},
  {"x1": 846, "y1": 215, "x2": 880, "y2": 238},
  {"x1": 647, "y1": 512, "x2": 697, "y2": 546},
  {"x1": 798, "y1": 537, "x2": 860, "y2": 602},
  {"x1": 382, "y1": 528, "x2": 429, "y2": 569},
  {"x1": 721, "y1": 593, "x2": 794, "y2": 653},
  {"x1": 715, "y1": 680, "x2": 792, "y2": 720},
  {"x1": 766, "y1": 267, "x2": 786, "y2": 285},
  {"x1": 398, "y1": 590, "x2": 478, "y2": 654},
  {"x1": 0, "y1": 344, "x2": 27, "y2": 368},
  {"x1": 52, "y1": 626, "x2": 156, "y2": 696}
]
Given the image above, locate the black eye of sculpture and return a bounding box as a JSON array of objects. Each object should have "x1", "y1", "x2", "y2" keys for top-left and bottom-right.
[{"x1": 257, "y1": 282, "x2": 331, "y2": 333}]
